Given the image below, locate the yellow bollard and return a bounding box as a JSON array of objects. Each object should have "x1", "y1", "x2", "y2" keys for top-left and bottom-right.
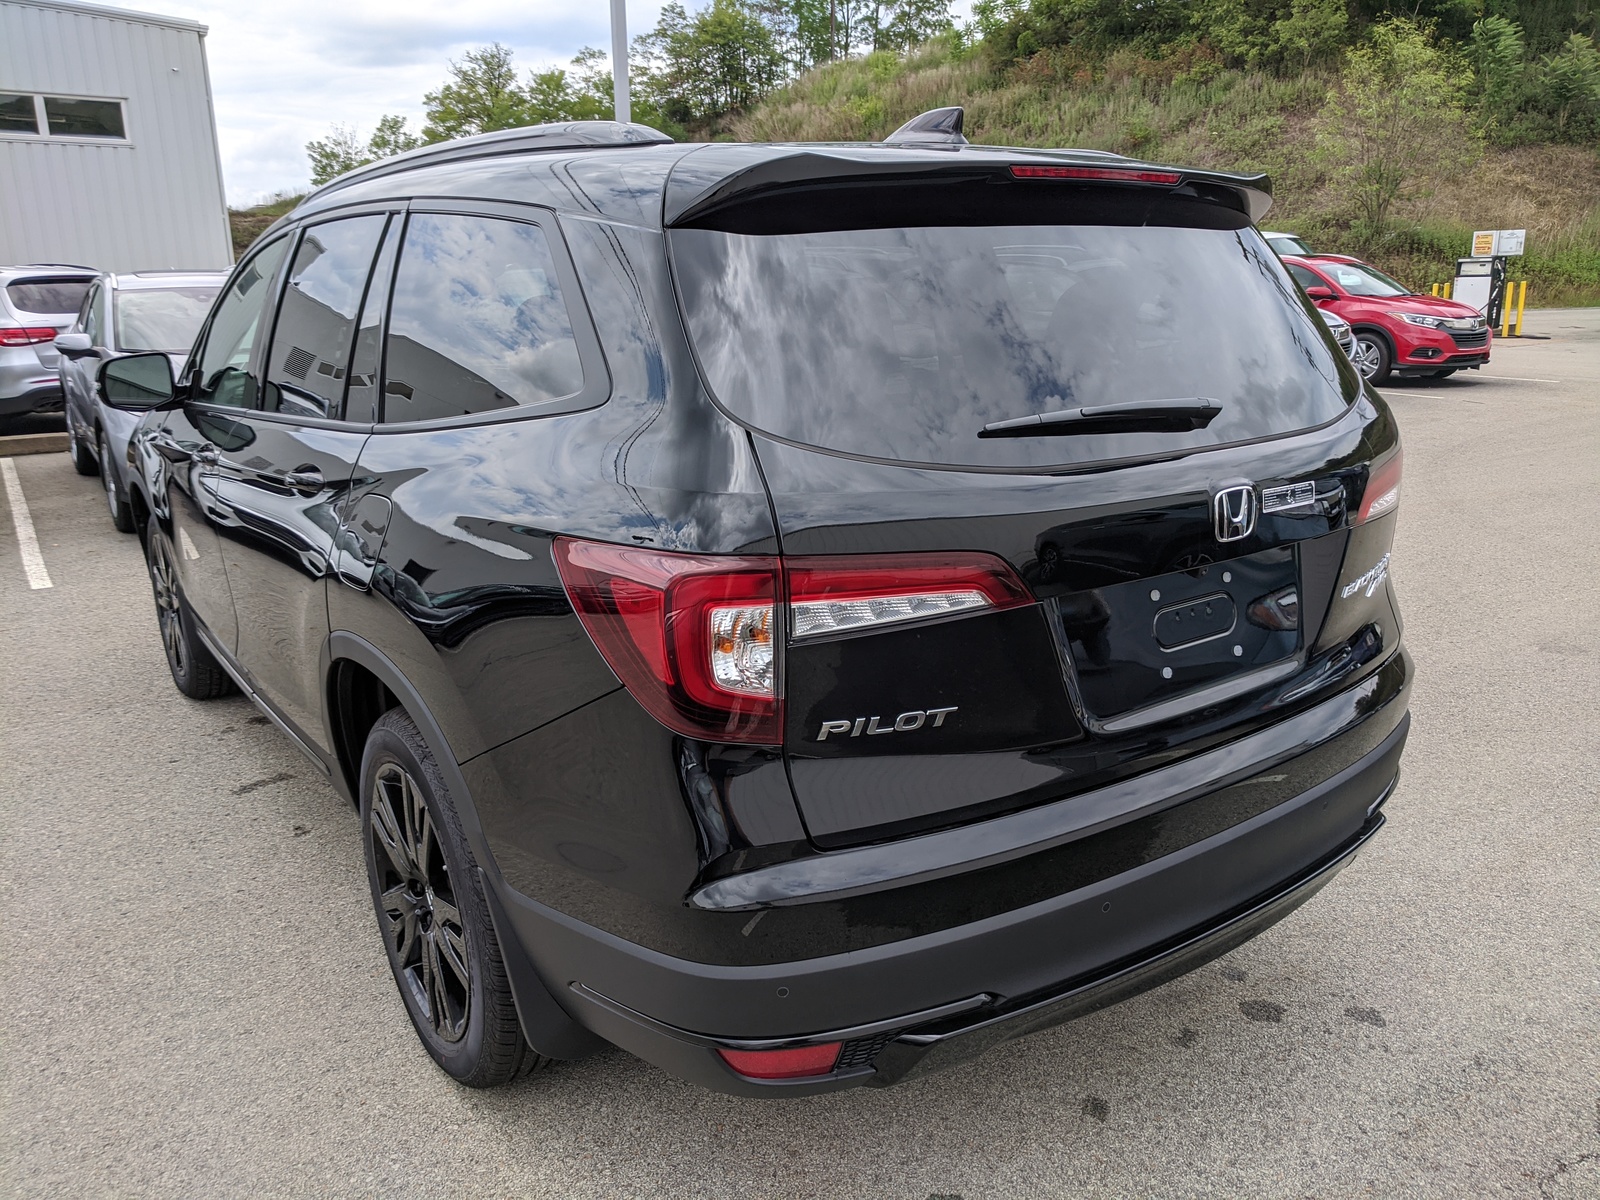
[
  {"x1": 1515, "y1": 281, "x2": 1527, "y2": 336},
  {"x1": 1431, "y1": 284, "x2": 1440, "y2": 297},
  {"x1": 1500, "y1": 290, "x2": 1512, "y2": 338},
  {"x1": 1444, "y1": 281, "x2": 1452, "y2": 299}
]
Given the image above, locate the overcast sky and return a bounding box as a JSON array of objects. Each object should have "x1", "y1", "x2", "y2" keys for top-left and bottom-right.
[{"x1": 99, "y1": 0, "x2": 971, "y2": 207}]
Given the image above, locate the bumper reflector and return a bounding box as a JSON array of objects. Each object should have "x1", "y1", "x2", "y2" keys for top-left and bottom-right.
[{"x1": 716, "y1": 1042, "x2": 842, "y2": 1079}]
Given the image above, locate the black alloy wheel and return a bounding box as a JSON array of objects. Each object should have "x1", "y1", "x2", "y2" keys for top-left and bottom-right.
[
  {"x1": 100, "y1": 430, "x2": 135, "y2": 532},
  {"x1": 1351, "y1": 332, "x2": 1392, "y2": 384},
  {"x1": 369, "y1": 759, "x2": 472, "y2": 1044},
  {"x1": 359, "y1": 708, "x2": 541, "y2": 1087},
  {"x1": 144, "y1": 516, "x2": 233, "y2": 699}
]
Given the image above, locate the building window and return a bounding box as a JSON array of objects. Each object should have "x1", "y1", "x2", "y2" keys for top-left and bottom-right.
[
  {"x1": 0, "y1": 93, "x2": 127, "y2": 140},
  {"x1": 0, "y1": 92, "x2": 35, "y2": 133}
]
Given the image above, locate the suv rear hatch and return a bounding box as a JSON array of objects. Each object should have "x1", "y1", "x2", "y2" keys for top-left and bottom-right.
[{"x1": 666, "y1": 149, "x2": 1403, "y2": 846}]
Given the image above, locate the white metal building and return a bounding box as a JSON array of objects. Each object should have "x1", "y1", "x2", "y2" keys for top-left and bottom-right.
[{"x1": 0, "y1": 0, "x2": 233, "y2": 272}]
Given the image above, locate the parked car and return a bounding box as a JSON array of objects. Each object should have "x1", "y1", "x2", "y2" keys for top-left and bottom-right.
[
  {"x1": 1320, "y1": 308, "x2": 1356, "y2": 359},
  {"x1": 56, "y1": 271, "x2": 226, "y2": 531},
  {"x1": 1, "y1": 265, "x2": 96, "y2": 421},
  {"x1": 1284, "y1": 254, "x2": 1490, "y2": 383},
  {"x1": 102, "y1": 115, "x2": 1411, "y2": 1096},
  {"x1": 1262, "y1": 231, "x2": 1312, "y2": 256}
]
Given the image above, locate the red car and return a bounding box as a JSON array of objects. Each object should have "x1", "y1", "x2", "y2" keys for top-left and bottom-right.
[{"x1": 1283, "y1": 254, "x2": 1490, "y2": 384}]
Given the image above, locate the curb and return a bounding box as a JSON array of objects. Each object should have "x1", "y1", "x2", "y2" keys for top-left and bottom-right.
[{"x1": 0, "y1": 432, "x2": 69, "y2": 456}]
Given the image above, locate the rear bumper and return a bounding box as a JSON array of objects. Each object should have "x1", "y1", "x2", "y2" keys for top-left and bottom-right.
[
  {"x1": 0, "y1": 382, "x2": 65, "y2": 417},
  {"x1": 490, "y1": 650, "x2": 1411, "y2": 1096}
]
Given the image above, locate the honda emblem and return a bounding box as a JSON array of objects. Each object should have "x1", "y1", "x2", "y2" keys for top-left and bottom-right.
[{"x1": 1213, "y1": 485, "x2": 1258, "y2": 542}]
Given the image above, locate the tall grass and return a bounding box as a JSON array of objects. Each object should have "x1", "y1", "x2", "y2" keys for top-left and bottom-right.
[{"x1": 735, "y1": 42, "x2": 1600, "y2": 306}]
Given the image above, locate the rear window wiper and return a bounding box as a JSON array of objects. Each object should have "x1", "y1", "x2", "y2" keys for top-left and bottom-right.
[{"x1": 978, "y1": 398, "x2": 1221, "y2": 438}]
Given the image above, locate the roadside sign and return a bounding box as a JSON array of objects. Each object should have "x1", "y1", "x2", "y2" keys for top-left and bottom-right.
[{"x1": 1472, "y1": 229, "x2": 1526, "y2": 256}]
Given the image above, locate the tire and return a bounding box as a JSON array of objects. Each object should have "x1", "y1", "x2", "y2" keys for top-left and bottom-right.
[
  {"x1": 144, "y1": 516, "x2": 235, "y2": 699},
  {"x1": 1351, "y1": 331, "x2": 1392, "y2": 384},
  {"x1": 360, "y1": 708, "x2": 546, "y2": 1088},
  {"x1": 100, "y1": 430, "x2": 135, "y2": 533},
  {"x1": 1427, "y1": 369, "x2": 1457, "y2": 379},
  {"x1": 68, "y1": 422, "x2": 98, "y2": 476}
]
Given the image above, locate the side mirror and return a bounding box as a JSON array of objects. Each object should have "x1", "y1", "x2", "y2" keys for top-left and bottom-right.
[
  {"x1": 54, "y1": 332, "x2": 94, "y2": 358},
  {"x1": 1305, "y1": 286, "x2": 1336, "y2": 301},
  {"x1": 98, "y1": 353, "x2": 176, "y2": 410}
]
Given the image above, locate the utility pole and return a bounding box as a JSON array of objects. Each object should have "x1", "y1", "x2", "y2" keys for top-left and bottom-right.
[{"x1": 610, "y1": 0, "x2": 630, "y2": 124}]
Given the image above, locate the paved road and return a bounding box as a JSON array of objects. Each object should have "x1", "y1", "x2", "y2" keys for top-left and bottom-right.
[{"x1": 2, "y1": 311, "x2": 1596, "y2": 1199}]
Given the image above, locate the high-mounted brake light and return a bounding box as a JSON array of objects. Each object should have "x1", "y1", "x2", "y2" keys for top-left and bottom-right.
[
  {"x1": 553, "y1": 541, "x2": 1033, "y2": 744},
  {"x1": 1010, "y1": 165, "x2": 1183, "y2": 185},
  {"x1": 716, "y1": 1043, "x2": 842, "y2": 1080},
  {"x1": 1356, "y1": 447, "x2": 1402, "y2": 524},
  {"x1": 0, "y1": 326, "x2": 62, "y2": 347}
]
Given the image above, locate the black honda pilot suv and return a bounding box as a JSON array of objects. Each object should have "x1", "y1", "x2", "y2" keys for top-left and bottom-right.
[{"x1": 102, "y1": 111, "x2": 1410, "y2": 1095}]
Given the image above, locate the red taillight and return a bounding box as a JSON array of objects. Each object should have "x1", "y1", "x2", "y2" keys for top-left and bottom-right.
[
  {"x1": 1010, "y1": 165, "x2": 1182, "y2": 185},
  {"x1": 553, "y1": 541, "x2": 1033, "y2": 744},
  {"x1": 552, "y1": 539, "x2": 780, "y2": 743},
  {"x1": 1356, "y1": 447, "x2": 1402, "y2": 524},
  {"x1": 0, "y1": 326, "x2": 61, "y2": 347},
  {"x1": 716, "y1": 1043, "x2": 841, "y2": 1080}
]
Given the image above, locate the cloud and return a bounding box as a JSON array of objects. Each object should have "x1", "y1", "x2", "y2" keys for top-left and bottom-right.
[{"x1": 96, "y1": 0, "x2": 673, "y2": 203}]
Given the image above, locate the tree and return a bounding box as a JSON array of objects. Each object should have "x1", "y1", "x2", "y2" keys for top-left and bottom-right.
[
  {"x1": 421, "y1": 44, "x2": 532, "y2": 142},
  {"x1": 1538, "y1": 32, "x2": 1600, "y2": 136},
  {"x1": 635, "y1": 0, "x2": 787, "y2": 122},
  {"x1": 1316, "y1": 19, "x2": 1481, "y2": 244},
  {"x1": 305, "y1": 115, "x2": 421, "y2": 186},
  {"x1": 1270, "y1": 0, "x2": 1347, "y2": 69}
]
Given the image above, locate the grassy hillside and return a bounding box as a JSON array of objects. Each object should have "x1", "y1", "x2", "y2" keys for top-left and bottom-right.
[
  {"x1": 227, "y1": 193, "x2": 302, "y2": 257},
  {"x1": 736, "y1": 42, "x2": 1600, "y2": 306}
]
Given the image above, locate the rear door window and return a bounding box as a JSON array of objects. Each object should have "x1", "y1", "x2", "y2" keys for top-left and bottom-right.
[
  {"x1": 380, "y1": 213, "x2": 584, "y2": 424},
  {"x1": 264, "y1": 215, "x2": 388, "y2": 419},
  {"x1": 672, "y1": 221, "x2": 1355, "y2": 471}
]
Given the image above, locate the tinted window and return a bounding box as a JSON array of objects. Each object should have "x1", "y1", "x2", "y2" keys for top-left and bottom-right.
[
  {"x1": 382, "y1": 213, "x2": 583, "y2": 424},
  {"x1": 264, "y1": 216, "x2": 387, "y2": 419},
  {"x1": 115, "y1": 286, "x2": 220, "y2": 353},
  {"x1": 1287, "y1": 264, "x2": 1326, "y2": 291},
  {"x1": 673, "y1": 224, "x2": 1352, "y2": 470},
  {"x1": 7, "y1": 278, "x2": 92, "y2": 317},
  {"x1": 0, "y1": 93, "x2": 38, "y2": 134},
  {"x1": 194, "y1": 238, "x2": 291, "y2": 409},
  {"x1": 43, "y1": 96, "x2": 124, "y2": 138},
  {"x1": 342, "y1": 217, "x2": 400, "y2": 425}
]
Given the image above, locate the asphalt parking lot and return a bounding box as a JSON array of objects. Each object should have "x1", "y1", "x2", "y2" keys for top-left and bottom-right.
[{"x1": 2, "y1": 309, "x2": 1597, "y2": 1199}]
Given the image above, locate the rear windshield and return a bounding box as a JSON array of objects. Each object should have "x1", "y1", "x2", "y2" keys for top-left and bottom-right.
[
  {"x1": 115, "y1": 286, "x2": 220, "y2": 353},
  {"x1": 7, "y1": 277, "x2": 92, "y2": 317},
  {"x1": 672, "y1": 223, "x2": 1355, "y2": 470}
]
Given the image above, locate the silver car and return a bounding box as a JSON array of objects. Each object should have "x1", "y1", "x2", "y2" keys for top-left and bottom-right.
[
  {"x1": 56, "y1": 271, "x2": 225, "y2": 531},
  {"x1": 1321, "y1": 308, "x2": 1356, "y2": 360},
  {"x1": 1, "y1": 265, "x2": 97, "y2": 420}
]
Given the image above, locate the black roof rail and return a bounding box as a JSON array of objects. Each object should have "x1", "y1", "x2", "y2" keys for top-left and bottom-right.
[
  {"x1": 884, "y1": 107, "x2": 968, "y2": 146},
  {"x1": 312, "y1": 120, "x2": 676, "y2": 199}
]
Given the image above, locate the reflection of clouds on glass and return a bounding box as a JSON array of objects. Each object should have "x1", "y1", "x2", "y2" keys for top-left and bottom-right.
[
  {"x1": 386, "y1": 214, "x2": 583, "y2": 420},
  {"x1": 294, "y1": 218, "x2": 385, "y2": 320},
  {"x1": 675, "y1": 225, "x2": 1345, "y2": 470}
]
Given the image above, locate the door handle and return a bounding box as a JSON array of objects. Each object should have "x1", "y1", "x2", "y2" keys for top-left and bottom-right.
[
  {"x1": 280, "y1": 468, "x2": 324, "y2": 495},
  {"x1": 194, "y1": 444, "x2": 220, "y2": 466}
]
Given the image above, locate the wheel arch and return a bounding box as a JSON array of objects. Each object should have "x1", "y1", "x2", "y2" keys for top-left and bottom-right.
[{"x1": 323, "y1": 629, "x2": 602, "y2": 1061}]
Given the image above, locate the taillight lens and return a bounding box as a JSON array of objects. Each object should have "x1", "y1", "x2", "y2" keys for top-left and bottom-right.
[
  {"x1": 787, "y1": 553, "x2": 1031, "y2": 641},
  {"x1": 1010, "y1": 165, "x2": 1182, "y2": 185},
  {"x1": 1356, "y1": 447, "x2": 1402, "y2": 524},
  {"x1": 716, "y1": 1043, "x2": 841, "y2": 1079},
  {"x1": 0, "y1": 326, "x2": 62, "y2": 347},
  {"x1": 553, "y1": 541, "x2": 1033, "y2": 744},
  {"x1": 551, "y1": 539, "x2": 780, "y2": 742}
]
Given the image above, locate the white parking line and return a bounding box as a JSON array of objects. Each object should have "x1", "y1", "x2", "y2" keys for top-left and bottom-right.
[
  {"x1": 0, "y1": 457, "x2": 53, "y2": 590},
  {"x1": 1486, "y1": 375, "x2": 1562, "y2": 383}
]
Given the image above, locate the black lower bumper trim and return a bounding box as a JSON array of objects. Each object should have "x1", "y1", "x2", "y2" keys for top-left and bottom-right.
[{"x1": 871, "y1": 809, "x2": 1386, "y2": 1086}]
